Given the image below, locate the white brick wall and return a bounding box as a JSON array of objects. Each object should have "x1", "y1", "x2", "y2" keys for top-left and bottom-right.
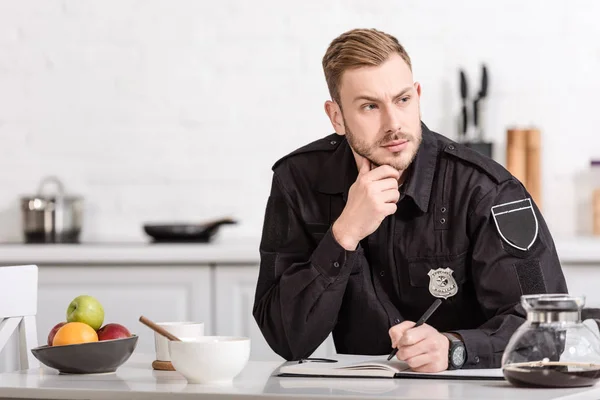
[{"x1": 0, "y1": 0, "x2": 599, "y2": 242}]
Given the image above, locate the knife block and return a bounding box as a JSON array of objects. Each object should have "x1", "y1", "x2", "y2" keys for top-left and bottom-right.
[
  {"x1": 506, "y1": 127, "x2": 542, "y2": 210},
  {"x1": 525, "y1": 128, "x2": 542, "y2": 210},
  {"x1": 506, "y1": 128, "x2": 527, "y2": 185}
]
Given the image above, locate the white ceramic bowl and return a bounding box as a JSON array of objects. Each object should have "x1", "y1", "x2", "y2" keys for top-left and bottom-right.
[{"x1": 168, "y1": 336, "x2": 250, "y2": 384}]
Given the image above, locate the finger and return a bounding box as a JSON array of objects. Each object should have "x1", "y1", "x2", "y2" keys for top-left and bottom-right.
[
  {"x1": 356, "y1": 154, "x2": 372, "y2": 175},
  {"x1": 396, "y1": 338, "x2": 430, "y2": 361},
  {"x1": 404, "y1": 353, "x2": 432, "y2": 370},
  {"x1": 382, "y1": 203, "x2": 397, "y2": 216},
  {"x1": 366, "y1": 165, "x2": 400, "y2": 182},
  {"x1": 398, "y1": 333, "x2": 447, "y2": 362},
  {"x1": 380, "y1": 188, "x2": 400, "y2": 204},
  {"x1": 398, "y1": 324, "x2": 436, "y2": 347},
  {"x1": 371, "y1": 178, "x2": 400, "y2": 192},
  {"x1": 389, "y1": 320, "x2": 416, "y2": 348}
]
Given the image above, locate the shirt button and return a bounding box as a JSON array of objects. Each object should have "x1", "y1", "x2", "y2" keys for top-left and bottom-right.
[
  {"x1": 440, "y1": 207, "x2": 447, "y2": 213},
  {"x1": 333, "y1": 261, "x2": 340, "y2": 268},
  {"x1": 440, "y1": 218, "x2": 446, "y2": 224},
  {"x1": 448, "y1": 144, "x2": 455, "y2": 150},
  {"x1": 474, "y1": 356, "x2": 480, "y2": 364},
  {"x1": 394, "y1": 318, "x2": 401, "y2": 324},
  {"x1": 330, "y1": 140, "x2": 337, "y2": 145},
  {"x1": 379, "y1": 271, "x2": 385, "y2": 277}
]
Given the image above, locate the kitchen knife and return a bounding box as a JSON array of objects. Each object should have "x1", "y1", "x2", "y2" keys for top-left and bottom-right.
[
  {"x1": 473, "y1": 64, "x2": 488, "y2": 141},
  {"x1": 460, "y1": 69, "x2": 468, "y2": 142}
]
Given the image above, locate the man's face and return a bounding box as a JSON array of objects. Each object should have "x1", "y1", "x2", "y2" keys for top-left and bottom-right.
[{"x1": 329, "y1": 53, "x2": 423, "y2": 171}]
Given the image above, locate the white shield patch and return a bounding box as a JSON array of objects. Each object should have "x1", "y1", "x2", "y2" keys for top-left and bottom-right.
[
  {"x1": 491, "y1": 198, "x2": 539, "y2": 251},
  {"x1": 428, "y1": 268, "x2": 458, "y2": 299}
]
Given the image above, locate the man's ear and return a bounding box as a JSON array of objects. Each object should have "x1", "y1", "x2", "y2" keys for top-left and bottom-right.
[
  {"x1": 413, "y1": 82, "x2": 422, "y2": 119},
  {"x1": 414, "y1": 81, "x2": 422, "y2": 97},
  {"x1": 324, "y1": 100, "x2": 346, "y2": 135}
]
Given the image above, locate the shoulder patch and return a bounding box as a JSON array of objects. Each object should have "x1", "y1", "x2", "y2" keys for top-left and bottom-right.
[
  {"x1": 491, "y1": 198, "x2": 539, "y2": 252},
  {"x1": 271, "y1": 133, "x2": 343, "y2": 170},
  {"x1": 443, "y1": 143, "x2": 512, "y2": 184}
]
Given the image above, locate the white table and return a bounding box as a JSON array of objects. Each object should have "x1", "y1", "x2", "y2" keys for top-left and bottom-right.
[{"x1": 0, "y1": 354, "x2": 599, "y2": 400}]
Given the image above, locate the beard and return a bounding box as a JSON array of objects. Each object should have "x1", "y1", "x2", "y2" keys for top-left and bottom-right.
[{"x1": 344, "y1": 119, "x2": 422, "y2": 171}]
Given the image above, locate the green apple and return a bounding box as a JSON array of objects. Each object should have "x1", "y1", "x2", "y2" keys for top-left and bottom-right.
[{"x1": 66, "y1": 295, "x2": 104, "y2": 330}]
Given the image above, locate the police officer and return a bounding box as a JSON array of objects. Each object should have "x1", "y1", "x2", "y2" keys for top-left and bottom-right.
[{"x1": 252, "y1": 28, "x2": 567, "y2": 372}]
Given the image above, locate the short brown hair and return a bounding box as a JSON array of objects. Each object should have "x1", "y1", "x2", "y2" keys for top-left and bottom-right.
[{"x1": 322, "y1": 28, "x2": 412, "y2": 105}]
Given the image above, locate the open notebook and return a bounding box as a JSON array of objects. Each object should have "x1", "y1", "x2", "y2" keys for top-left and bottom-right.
[{"x1": 277, "y1": 355, "x2": 505, "y2": 380}]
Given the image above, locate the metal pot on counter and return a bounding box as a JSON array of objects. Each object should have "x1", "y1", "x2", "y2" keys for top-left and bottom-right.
[{"x1": 20, "y1": 176, "x2": 83, "y2": 243}]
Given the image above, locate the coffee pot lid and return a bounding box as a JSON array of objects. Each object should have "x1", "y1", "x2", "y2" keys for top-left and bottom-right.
[{"x1": 522, "y1": 294, "x2": 585, "y2": 312}]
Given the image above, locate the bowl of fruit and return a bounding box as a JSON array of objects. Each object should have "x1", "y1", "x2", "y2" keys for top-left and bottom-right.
[{"x1": 31, "y1": 295, "x2": 138, "y2": 374}]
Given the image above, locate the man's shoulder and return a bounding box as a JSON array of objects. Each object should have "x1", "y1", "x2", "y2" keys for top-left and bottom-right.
[
  {"x1": 271, "y1": 133, "x2": 343, "y2": 171},
  {"x1": 429, "y1": 130, "x2": 512, "y2": 185}
]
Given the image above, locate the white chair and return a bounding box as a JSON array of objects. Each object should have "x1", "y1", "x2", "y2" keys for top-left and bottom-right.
[{"x1": 0, "y1": 265, "x2": 39, "y2": 370}]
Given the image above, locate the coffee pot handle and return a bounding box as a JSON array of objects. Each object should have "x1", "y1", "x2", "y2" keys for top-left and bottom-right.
[{"x1": 581, "y1": 308, "x2": 600, "y2": 333}]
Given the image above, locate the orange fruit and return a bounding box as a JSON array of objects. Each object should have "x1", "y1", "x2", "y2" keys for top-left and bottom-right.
[{"x1": 52, "y1": 322, "x2": 98, "y2": 346}]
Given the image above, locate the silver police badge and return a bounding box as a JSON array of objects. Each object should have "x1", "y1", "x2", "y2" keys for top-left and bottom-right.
[{"x1": 428, "y1": 268, "x2": 458, "y2": 299}]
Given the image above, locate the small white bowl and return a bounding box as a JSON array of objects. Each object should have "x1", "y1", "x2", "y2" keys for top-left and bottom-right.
[
  {"x1": 168, "y1": 336, "x2": 250, "y2": 384},
  {"x1": 154, "y1": 322, "x2": 205, "y2": 361}
]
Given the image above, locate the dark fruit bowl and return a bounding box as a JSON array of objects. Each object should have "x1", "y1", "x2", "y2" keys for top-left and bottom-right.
[{"x1": 31, "y1": 335, "x2": 138, "y2": 374}]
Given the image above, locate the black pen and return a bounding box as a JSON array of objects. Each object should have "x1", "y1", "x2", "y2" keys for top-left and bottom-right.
[{"x1": 387, "y1": 298, "x2": 443, "y2": 361}]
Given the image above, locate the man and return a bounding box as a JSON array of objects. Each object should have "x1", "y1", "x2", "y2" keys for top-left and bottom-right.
[{"x1": 253, "y1": 28, "x2": 567, "y2": 372}]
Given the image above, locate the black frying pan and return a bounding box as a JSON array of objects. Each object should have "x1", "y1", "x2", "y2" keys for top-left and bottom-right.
[{"x1": 143, "y1": 217, "x2": 237, "y2": 243}]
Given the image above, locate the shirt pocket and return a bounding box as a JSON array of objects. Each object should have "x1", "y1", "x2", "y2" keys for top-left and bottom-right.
[
  {"x1": 404, "y1": 252, "x2": 472, "y2": 329},
  {"x1": 407, "y1": 251, "x2": 469, "y2": 289},
  {"x1": 407, "y1": 251, "x2": 469, "y2": 303}
]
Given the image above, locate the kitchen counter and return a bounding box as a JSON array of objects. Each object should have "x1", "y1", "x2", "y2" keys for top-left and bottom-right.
[
  {"x1": 0, "y1": 236, "x2": 597, "y2": 265},
  {"x1": 0, "y1": 353, "x2": 598, "y2": 400},
  {"x1": 0, "y1": 237, "x2": 262, "y2": 265}
]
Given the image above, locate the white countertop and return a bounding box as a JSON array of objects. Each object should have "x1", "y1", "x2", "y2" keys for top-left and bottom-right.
[
  {"x1": 0, "y1": 353, "x2": 598, "y2": 400},
  {"x1": 0, "y1": 237, "x2": 262, "y2": 265},
  {"x1": 0, "y1": 236, "x2": 597, "y2": 265}
]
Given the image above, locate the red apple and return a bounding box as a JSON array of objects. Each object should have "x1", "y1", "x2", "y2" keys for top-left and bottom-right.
[
  {"x1": 47, "y1": 322, "x2": 67, "y2": 346},
  {"x1": 97, "y1": 323, "x2": 131, "y2": 341}
]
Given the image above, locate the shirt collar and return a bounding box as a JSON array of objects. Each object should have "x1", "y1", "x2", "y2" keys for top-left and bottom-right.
[
  {"x1": 401, "y1": 122, "x2": 438, "y2": 212},
  {"x1": 316, "y1": 122, "x2": 439, "y2": 213}
]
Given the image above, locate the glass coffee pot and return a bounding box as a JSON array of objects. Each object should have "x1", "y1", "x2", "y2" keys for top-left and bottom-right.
[{"x1": 502, "y1": 294, "x2": 600, "y2": 388}]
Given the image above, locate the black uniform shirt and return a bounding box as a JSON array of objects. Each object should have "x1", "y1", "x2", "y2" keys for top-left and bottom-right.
[{"x1": 253, "y1": 122, "x2": 568, "y2": 368}]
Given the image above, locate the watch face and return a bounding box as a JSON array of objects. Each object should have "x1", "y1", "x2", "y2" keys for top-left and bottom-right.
[{"x1": 452, "y1": 346, "x2": 466, "y2": 367}]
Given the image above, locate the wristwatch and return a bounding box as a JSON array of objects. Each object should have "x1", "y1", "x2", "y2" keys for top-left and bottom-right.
[{"x1": 442, "y1": 333, "x2": 466, "y2": 370}]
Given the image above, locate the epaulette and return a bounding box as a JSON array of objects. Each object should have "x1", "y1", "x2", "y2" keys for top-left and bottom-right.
[
  {"x1": 271, "y1": 133, "x2": 343, "y2": 170},
  {"x1": 442, "y1": 142, "x2": 512, "y2": 184}
]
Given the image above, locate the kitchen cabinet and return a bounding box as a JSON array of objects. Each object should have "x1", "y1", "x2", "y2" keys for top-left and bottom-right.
[
  {"x1": 36, "y1": 265, "x2": 212, "y2": 356},
  {"x1": 214, "y1": 265, "x2": 337, "y2": 361}
]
